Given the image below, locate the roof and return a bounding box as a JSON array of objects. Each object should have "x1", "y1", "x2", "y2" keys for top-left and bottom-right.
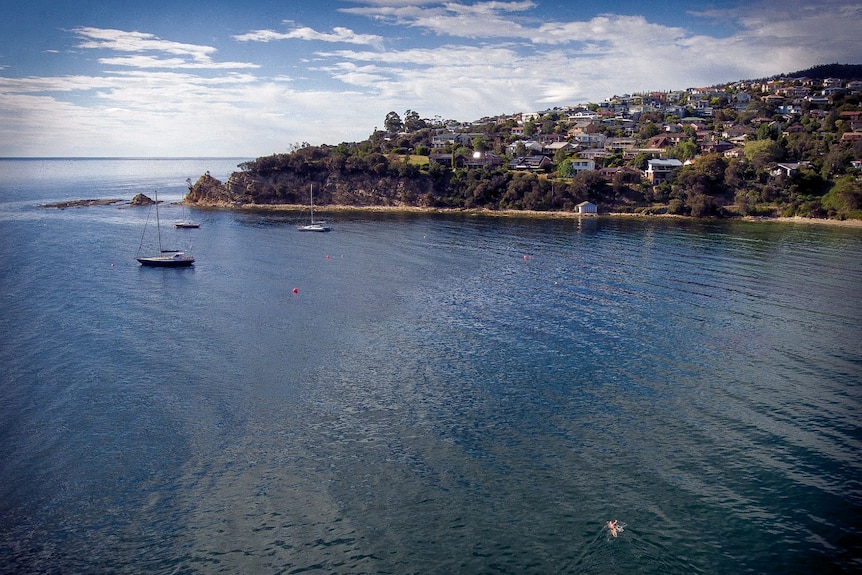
[{"x1": 647, "y1": 158, "x2": 683, "y2": 167}]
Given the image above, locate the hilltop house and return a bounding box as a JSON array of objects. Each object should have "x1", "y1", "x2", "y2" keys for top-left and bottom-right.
[
  {"x1": 645, "y1": 158, "x2": 683, "y2": 184},
  {"x1": 506, "y1": 140, "x2": 544, "y2": 156},
  {"x1": 770, "y1": 162, "x2": 809, "y2": 177},
  {"x1": 509, "y1": 155, "x2": 554, "y2": 172},
  {"x1": 567, "y1": 158, "x2": 596, "y2": 175}
]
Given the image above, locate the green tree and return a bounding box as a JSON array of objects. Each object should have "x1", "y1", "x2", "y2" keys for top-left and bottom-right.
[
  {"x1": 669, "y1": 140, "x2": 698, "y2": 161},
  {"x1": 821, "y1": 175, "x2": 862, "y2": 218},
  {"x1": 744, "y1": 139, "x2": 783, "y2": 170},
  {"x1": 403, "y1": 110, "x2": 425, "y2": 132},
  {"x1": 557, "y1": 158, "x2": 573, "y2": 178},
  {"x1": 638, "y1": 121, "x2": 660, "y2": 139},
  {"x1": 512, "y1": 141, "x2": 528, "y2": 157},
  {"x1": 384, "y1": 111, "x2": 403, "y2": 134}
]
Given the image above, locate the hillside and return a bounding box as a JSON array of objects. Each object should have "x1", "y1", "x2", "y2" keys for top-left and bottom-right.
[{"x1": 188, "y1": 69, "x2": 862, "y2": 220}]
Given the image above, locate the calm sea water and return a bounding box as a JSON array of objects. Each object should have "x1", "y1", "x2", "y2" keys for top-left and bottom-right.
[{"x1": 0, "y1": 159, "x2": 860, "y2": 574}]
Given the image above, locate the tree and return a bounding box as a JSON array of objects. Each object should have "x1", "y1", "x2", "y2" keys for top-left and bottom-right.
[
  {"x1": 669, "y1": 140, "x2": 698, "y2": 161},
  {"x1": 744, "y1": 139, "x2": 783, "y2": 170},
  {"x1": 557, "y1": 159, "x2": 574, "y2": 178},
  {"x1": 821, "y1": 175, "x2": 862, "y2": 218},
  {"x1": 384, "y1": 111, "x2": 403, "y2": 134},
  {"x1": 403, "y1": 110, "x2": 425, "y2": 132},
  {"x1": 512, "y1": 141, "x2": 527, "y2": 157},
  {"x1": 638, "y1": 121, "x2": 660, "y2": 139},
  {"x1": 553, "y1": 147, "x2": 569, "y2": 165}
]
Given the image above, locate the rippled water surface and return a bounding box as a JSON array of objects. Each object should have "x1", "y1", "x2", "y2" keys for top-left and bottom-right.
[{"x1": 1, "y1": 159, "x2": 861, "y2": 574}]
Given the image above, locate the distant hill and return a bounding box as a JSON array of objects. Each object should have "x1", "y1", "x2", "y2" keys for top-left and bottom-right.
[{"x1": 782, "y1": 63, "x2": 862, "y2": 80}]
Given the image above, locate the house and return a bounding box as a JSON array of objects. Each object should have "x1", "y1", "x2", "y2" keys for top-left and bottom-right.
[
  {"x1": 579, "y1": 148, "x2": 611, "y2": 160},
  {"x1": 465, "y1": 152, "x2": 504, "y2": 169},
  {"x1": 823, "y1": 87, "x2": 846, "y2": 98},
  {"x1": 645, "y1": 158, "x2": 683, "y2": 184},
  {"x1": 576, "y1": 201, "x2": 597, "y2": 214},
  {"x1": 722, "y1": 125, "x2": 754, "y2": 141},
  {"x1": 431, "y1": 132, "x2": 474, "y2": 149},
  {"x1": 701, "y1": 139, "x2": 734, "y2": 154},
  {"x1": 599, "y1": 166, "x2": 643, "y2": 181},
  {"x1": 604, "y1": 137, "x2": 637, "y2": 151},
  {"x1": 543, "y1": 141, "x2": 575, "y2": 154},
  {"x1": 508, "y1": 155, "x2": 554, "y2": 172},
  {"x1": 626, "y1": 148, "x2": 664, "y2": 159},
  {"x1": 569, "y1": 110, "x2": 598, "y2": 120},
  {"x1": 567, "y1": 158, "x2": 596, "y2": 174},
  {"x1": 573, "y1": 133, "x2": 607, "y2": 147},
  {"x1": 506, "y1": 140, "x2": 544, "y2": 156},
  {"x1": 429, "y1": 153, "x2": 467, "y2": 167},
  {"x1": 646, "y1": 134, "x2": 674, "y2": 149},
  {"x1": 770, "y1": 162, "x2": 809, "y2": 177}
]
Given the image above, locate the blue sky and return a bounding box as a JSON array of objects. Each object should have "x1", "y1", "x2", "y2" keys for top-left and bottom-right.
[{"x1": 0, "y1": 0, "x2": 859, "y2": 157}]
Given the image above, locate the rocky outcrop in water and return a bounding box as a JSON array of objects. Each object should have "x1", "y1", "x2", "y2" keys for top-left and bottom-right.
[
  {"x1": 185, "y1": 173, "x2": 240, "y2": 206},
  {"x1": 130, "y1": 193, "x2": 157, "y2": 206}
]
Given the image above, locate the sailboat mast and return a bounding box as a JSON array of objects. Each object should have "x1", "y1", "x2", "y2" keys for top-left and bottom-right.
[
  {"x1": 310, "y1": 184, "x2": 314, "y2": 224},
  {"x1": 154, "y1": 189, "x2": 163, "y2": 252}
]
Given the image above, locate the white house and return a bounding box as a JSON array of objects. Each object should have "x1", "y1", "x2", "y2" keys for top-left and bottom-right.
[
  {"x1": 569, "y1": 158, "x2": 596, "y2": 174},
  {"x1": 573, "y1": 133, "x2": 607, "y2": 147},
  {"x1": 645, "y1": 158, "x2": 683, "y2": 184}
]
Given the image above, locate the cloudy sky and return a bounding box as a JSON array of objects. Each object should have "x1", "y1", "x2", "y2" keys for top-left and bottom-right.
[{"x1": 1, "y1": 0, "x2": 859, "y2": 157}]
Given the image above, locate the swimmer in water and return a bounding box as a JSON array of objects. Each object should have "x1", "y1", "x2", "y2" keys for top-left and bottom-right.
[{"x1": 607, "y1": 519, "x2": 621, "y2": 537}]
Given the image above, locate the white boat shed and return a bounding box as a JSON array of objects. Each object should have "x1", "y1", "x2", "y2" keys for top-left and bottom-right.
[{"x1": 576, "y1": 201, "x2": 597, "y2": 214}]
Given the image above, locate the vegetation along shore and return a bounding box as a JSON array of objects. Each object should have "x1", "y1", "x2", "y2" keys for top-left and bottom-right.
[{"x1": 186, "y1": 64, "x2": 862, "y2": 222}]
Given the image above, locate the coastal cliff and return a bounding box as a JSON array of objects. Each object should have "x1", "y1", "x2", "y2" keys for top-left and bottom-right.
[{"x1": 187, "y1": 166, "x2": 442, "y2": 210}]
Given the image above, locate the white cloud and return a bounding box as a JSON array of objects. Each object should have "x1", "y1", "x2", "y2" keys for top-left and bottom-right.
[
  {"x1": 340, "y1": 0, "x2": 537, "y2": 39},
  {"x1": 234, "y1": 24, "x2": 385, "y2": 49},
  {"x1": 2, "y1": 0, "x2": 860, "y2": 156},
  {"x1": 72, "y1": 26, "x2": 257, "y2": 70}
]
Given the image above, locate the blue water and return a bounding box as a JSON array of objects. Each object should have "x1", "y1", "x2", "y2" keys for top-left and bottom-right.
[{"x1": 1, "y1": 159, "x2": 860, "y2": 574}]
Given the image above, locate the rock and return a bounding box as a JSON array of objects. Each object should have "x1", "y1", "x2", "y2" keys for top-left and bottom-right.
[
  {"x1": 131, "y1": 193, "x2": 156, "y2": 206},
  {"x1": 42, "y1": 198, "x2": 121, "y2": 209}
]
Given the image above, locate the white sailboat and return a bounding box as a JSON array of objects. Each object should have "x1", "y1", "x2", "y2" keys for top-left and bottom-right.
[
  {"x1": 298, "y1": 184, "x2": 331, "y2": 232},
  {"x1": 175, "y1": 178, "x2": 200, "y2": 228},
  {"x1": 136, "y1": 190, "x2": 195, "y2": 267}
]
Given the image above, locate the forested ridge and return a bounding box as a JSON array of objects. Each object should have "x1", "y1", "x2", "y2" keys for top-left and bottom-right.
[{"x1": 188, "y1": 67, "x2": 862, "y2": 220}]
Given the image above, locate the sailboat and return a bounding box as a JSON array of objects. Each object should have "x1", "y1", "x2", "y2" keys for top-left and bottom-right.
[
  {"x1": 174, "y1": 206, "x2": 200, "y2": 229},
  {"x1": 136, "y1": 190, "x2": 195, "y2": 267},
  {"x1": 175, "y1": 178, "x2": 200, "y2": 228},
  {"x1": 297, "y1": 184, "x2": 331, "y2": 232}
]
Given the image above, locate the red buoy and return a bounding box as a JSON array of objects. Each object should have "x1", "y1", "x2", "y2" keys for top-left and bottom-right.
[{"x1": 293, "y1": 287, "x2": 299, "y2": 294}]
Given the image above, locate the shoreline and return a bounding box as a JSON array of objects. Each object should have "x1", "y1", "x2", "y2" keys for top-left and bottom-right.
[
  {"x1": 198, "y1": 201, "x2": 862, "y2": 228},
  {"x1": 43, "y1": 197, "x2": 862, "y2": 228}
]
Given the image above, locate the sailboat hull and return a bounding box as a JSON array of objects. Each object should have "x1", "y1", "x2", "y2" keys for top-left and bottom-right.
[
  {"x1": 137, "y1": 253, "x2": 195, "y2": 267},
  {"x1": 297, "y1": 224, "x2": 331, "y2": 232}
]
